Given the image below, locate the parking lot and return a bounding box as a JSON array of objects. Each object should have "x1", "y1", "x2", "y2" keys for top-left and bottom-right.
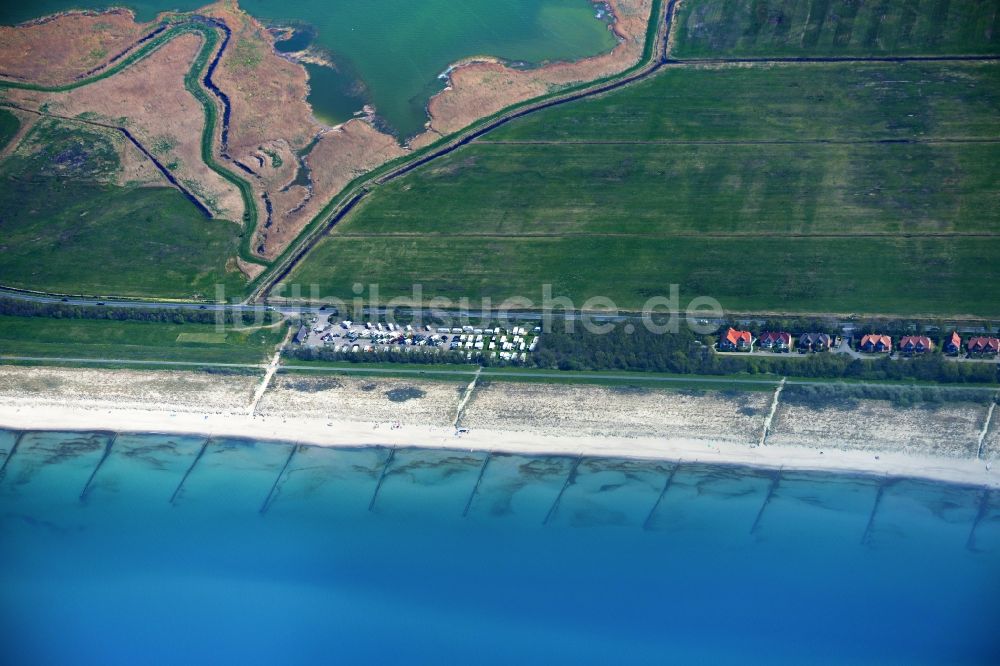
[{"x1": 296, "y1": 316, "x2": 540, "y2": 362}]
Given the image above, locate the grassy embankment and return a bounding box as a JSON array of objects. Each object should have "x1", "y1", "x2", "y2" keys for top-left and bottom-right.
[
  {"x1": 0, "y1": 18, "x2": 266, "y2": 298},
  {"x1": 670, "y1": 0, "x2": 1000, "y2": 57},
  {"x1": 0, "y1": 314, "x2": 286, "y2": 364},
  {"x1": 286, "y1": 57, "x2": 1000, "y2": 317},
  {"x1": 0, "y1": 119, "x2": 246, "y2": 298}
]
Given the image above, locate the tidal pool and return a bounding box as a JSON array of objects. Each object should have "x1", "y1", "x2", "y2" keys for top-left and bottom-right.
[{"x1": 3, "y1": 0, "x2": 619, "y2": 137}]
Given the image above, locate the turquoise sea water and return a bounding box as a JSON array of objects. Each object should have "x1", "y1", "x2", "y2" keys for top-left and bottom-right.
[
  {"x1": 1, "y1": 429, "x2": 998, "y2": 664},
  {"x1": 1, "y1": 0, "x2": 617, "y2": 136}
]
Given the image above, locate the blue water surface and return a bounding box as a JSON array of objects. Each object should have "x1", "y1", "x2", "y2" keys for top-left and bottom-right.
[{"x1": 0, "y1": 429, "x2": 998, "y2": 665}]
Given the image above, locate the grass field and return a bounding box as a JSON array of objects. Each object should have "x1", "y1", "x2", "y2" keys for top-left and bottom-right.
[
  {"x1": 0, "y1": 119, "x2": 247, "y2": 299},
  {"x1": 0, "y1": 315, "x2": 286, "y2": 363},
  {"x1": 276, "y1": 361, "x2": 781, "y2": 391},
  {"x1": 0, "y1": 108, "x2": 19, "y2": 150},
  {"x1": 487, "y1": 62, "x2": 1000, "y2": 142},
  {"x1": 671, "y1": 0, "x2": 1000, "y2": 57},
  {"x1": 289, "y1": 235, "x2": 1000, "y2": 316},
  {"x1": 285, "y1": 63, "x2": 1000, "y2": 316}
]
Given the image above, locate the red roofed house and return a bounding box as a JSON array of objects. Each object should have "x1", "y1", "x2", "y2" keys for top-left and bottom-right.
[
  {"x1": 943, "y1": 332, "x2": 961, "y2": 356},
  {"x1": 859, "y1": 334, "x2": 892, "y2": 353},
  {"x1": 719, "y1": 327, "x2": 753, "y2": 352},
  {"x1": 899, "y1": 335, "x2": 934, "y2": 355},
  {"x1": 967, "y1": 336, "x2": 1000, "y2": 357},
  {"x1": 758, "y1": 331, "x2": 792, "y2": 352},
  {"x1": 798, "y1": 332, "x2": 833, "y2": 352}
]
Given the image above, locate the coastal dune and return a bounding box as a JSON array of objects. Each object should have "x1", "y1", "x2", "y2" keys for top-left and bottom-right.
[
  {"x1": 0, "y1": 364, "x2": 995, "y2": 488},
  {"x1": 767, "y1": 400, "x2": 988, "y2": 458},
  {"x1": 460, "y1": 381, "x2": 768, "y2": 443}
]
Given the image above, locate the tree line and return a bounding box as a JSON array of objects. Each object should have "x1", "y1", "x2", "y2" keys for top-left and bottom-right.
[{"x1": 0, "y1": 298, "x2": 281, "y2": 327}]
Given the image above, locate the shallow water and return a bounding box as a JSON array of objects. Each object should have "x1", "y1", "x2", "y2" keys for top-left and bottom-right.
[
  {"x1": 2, "y1": 0, "x2": 617, "y2": 136},
  {"x1": 1, "y1": 429, "x2": 998, "y2": 664}
]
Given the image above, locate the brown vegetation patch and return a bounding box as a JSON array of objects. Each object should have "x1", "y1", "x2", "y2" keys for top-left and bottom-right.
[
  {"x1": 0, "y1": 9, "x2": 150, "y2": 86},
  {"x1": 203, "y1": 1, "x2": 320, "y2": 156},
  {"x1": 7, "y1": 33, "x2": 244, "y2": 221},
  {"x1": 256, "y1": 120, "x2": 407, "y2": 259},
  {"x1": 1, "y1": 0, "x2": 660, "y2": 263}
]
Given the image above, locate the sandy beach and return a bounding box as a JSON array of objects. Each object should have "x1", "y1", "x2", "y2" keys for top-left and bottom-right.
[{"x1": 0, "y1": 365, "x2": 995, "y2": 488}]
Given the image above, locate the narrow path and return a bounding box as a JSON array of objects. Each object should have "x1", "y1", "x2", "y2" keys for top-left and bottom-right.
[
  {"x1": 476, "y1": 138, "x2": 1000, "y2": 146},
  {"x1": 666, "y1": 54, "x2": 1000, "y2": 65},
  {"x1": 333, "y1": 230, "x2": 1000, "y2": 239},
  {"x1": 250, "y1": 326, "x2": 294, "y2": 416},
  {"x1": 976, "y1": 400, "x2": 997, "y2": 459},
  {"x1": 758, "y1": 378, "x2": 786, "y2": 447},
  {"x1": 453, "y1": 366, "x2": 482, "y2": 428}
]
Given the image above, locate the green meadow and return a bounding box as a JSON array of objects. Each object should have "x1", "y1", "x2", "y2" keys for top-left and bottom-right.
[
  {"x1": 0, "y1": 108, "x2": 19, "y2": 149},
  {"x1": 671, "y1": 0, "x2": 1000, "y2": 57},
  {"x1": 0, "y1": 119, "x2": 247, "y2": 299},
  {"x1": 286, "y1": 62, "x2": 1000, "y2": 316},
  {"x1": 0, "y1": 315, "x2": 285, "y2": 364}
]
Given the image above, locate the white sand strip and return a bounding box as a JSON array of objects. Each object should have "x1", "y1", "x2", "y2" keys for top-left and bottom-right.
[{"x1": 0, "y1": 402, "x2": 995, "y2": 489}]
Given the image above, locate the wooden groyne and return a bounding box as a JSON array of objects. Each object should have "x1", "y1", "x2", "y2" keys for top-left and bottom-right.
[
  {"x1": 368, "y1": 446, "x2": 397, "y2": 511},
  {"x1": 750, "y1": 469, "x2": 782, "y2": 534},
  {"x1": 642, "y1": 462, "x2": 679, "y2": 530},
  {"x1": 543, "y1": 456, "x2": 582, "y2": 525},
  {"x1": 861, "y1": 479, "x2": 892, "y2": 545},
  {"x1": 79, "y1": 432, "x2": 117, "y2": 503},
  {"x1": 0, "y1": 430, "x2": 25, "y2": 484},
  {"x1": 259, "y1": 444, "x2": 299, "y2": 514},
  {"x1": 462, "y1": 452, "x2": 492, "y2": 517},
  {"x1": 966, "y1": 488, "x2": 992, "y2": 552},
  {"x1": 169, "y1": 437, "x2": 212, "y2": 505}
]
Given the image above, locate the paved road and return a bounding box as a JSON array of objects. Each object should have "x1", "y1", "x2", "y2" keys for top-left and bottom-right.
[{"x1": 5, "y1": 286, "x2": 998, "y2": 338}]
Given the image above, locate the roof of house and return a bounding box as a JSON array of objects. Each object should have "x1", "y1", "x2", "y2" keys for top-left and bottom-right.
[
  {"x1": 899, "y1": 335, "x2": 933, "y2": 348},
  {"x1": 947, "y1": 331, "x2": 961, "y2": 347},
  {"x1": 967, "y1": 336, "x2": 1000, "y2": 350},
  {"x1": 799, "y1": 332, "x2": 831, "y2": 343},
  {"x1": 860, "y1": 334, "x2": 891, "y2": 348},
  {"x1": 723, "y1": 328, "x2": 752, "y2": 345},
  {"x1": 760, "y1": 331, "x2": 792, "y2": 344}
]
